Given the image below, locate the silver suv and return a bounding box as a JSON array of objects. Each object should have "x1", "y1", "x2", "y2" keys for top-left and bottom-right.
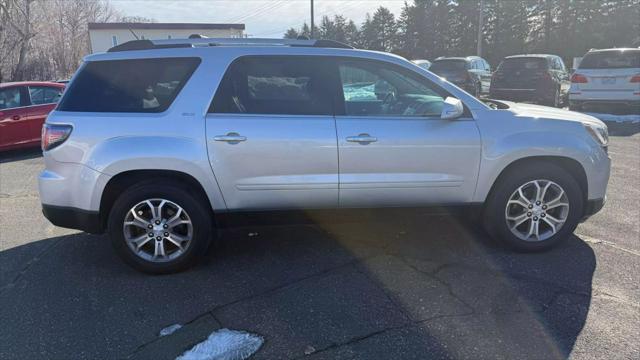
[{"x1": 39, "y1": 38, "x2": 610, "y2": 273}]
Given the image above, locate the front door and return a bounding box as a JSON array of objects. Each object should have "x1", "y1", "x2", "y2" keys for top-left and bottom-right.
[
  {"x1": 206, "y1": 56, "x2": 339, "y2": 210},
  {"x1": 332, "y1": 58, "x2": 482, "y2": 208}
]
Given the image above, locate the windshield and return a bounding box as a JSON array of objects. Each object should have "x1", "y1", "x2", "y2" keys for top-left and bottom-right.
[
  {"x1": 430, "y1": 60, "x2": 468, "y2": 72},
  {"x1": 579, "y1": 50, "x2": 640, "y2": 69},
  {"x1": 497, "y1": 58, "x2": 547, "y2": 72}
]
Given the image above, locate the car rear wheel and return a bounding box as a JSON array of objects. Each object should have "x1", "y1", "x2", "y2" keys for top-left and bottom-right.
[
  {"x1": 107, "y1": 181, "x2": 213, "y2": 274},
  {"x1": 483, "y1": 161, "x2": 584, "y2": 252}
]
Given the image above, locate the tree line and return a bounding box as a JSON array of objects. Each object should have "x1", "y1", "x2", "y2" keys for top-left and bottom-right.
[
  {"x1": 285, "y1": 0, "x2": 640, "y2": 68},
  {"x1": 0, "y1": 0, "x2": 151, "y2": 82}
]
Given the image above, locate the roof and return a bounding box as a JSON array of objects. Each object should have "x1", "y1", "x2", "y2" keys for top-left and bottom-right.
[
  {"x1": 88, "y1": 22, "x2": 245, "y2": 30},
  {"x1": 433, "y1": 56, "x2": 482, "y2": 62},
  {"x1": 587, "y1": 48, "x2": 639, "y2": 53},
  {"x1": 504, "y1": 54, "x2": 557, "y2": 59},
  {"x1": 105, "y1": 38, "x2": 354, "y2": 53},
  {"x1": 0, "y1": 81, "x2": 65, "y2": 89}
]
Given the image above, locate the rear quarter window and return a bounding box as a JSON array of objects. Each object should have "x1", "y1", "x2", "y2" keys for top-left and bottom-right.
[{"x1": 58, "y1": 57, "x2": 200, "y2": 113}]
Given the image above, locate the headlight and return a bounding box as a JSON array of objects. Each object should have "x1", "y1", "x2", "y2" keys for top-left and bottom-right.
[{"x1": 584, "y1": 123, "x2": 608, "y2": 147}]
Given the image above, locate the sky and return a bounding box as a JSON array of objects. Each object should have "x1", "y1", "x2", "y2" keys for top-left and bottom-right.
[{"x1": 110, "y1": 0, "x2": 407, "y2": 38}]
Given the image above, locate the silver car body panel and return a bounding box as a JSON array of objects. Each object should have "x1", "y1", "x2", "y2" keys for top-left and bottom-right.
[{"x1": 39, "y1": 45, "x2": 610, "y2": 217}]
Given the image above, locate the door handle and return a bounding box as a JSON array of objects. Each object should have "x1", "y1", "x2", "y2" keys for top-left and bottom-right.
[
  {"x1": 12, "y1": 115, "x2": 20, "y2": 120},
  {"x1": 346, "y1": 134, "x2": 377, "y2": 144},
  {"x1": 213, "y1": 132, "x2": 246, "y2": 143}
]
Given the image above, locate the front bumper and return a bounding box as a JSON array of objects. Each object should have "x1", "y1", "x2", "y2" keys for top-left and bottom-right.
[{"x1": 42, "y1": 204, "x2": 103, "y2": 233}]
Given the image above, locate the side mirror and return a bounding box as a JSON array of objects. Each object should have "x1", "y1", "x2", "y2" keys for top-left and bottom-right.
[{"x1": 441, "y1": 97, "x2": 464, "y2": 120}]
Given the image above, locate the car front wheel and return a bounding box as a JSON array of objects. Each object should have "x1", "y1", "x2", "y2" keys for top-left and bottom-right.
[
  {"x1": 483, "y1": 161, "x2": 584, "y2": 251},
  {"x1": 107, "y1": 181, "x2": 213, "y2": 274}
]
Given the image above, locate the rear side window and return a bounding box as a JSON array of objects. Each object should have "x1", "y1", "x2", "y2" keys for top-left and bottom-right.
[
  {"x1": 58, "y1": 57, "x2": 200, "y2": 113},
  {"x1": 210, "y1": 56, "x2": 333, "y2": 115},
  {"x1": 579, "y1": 50, "x2": 640, "y2": 69},
  {"x1": 430, "y1": 60, "x2": 468, "y2": 72}
]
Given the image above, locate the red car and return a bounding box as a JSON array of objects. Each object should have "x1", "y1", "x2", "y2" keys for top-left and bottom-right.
[{"x1": 0, "y1": 81, "x2": 65, "y2": 151}]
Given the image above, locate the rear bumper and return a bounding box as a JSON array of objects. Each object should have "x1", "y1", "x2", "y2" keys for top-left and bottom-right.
[
  {"x1": 569, "y1": 99, "x2": 640, "y2": 115},
  {"x1": 42, "y1": 204, "x2": 104, "y2": 234}
]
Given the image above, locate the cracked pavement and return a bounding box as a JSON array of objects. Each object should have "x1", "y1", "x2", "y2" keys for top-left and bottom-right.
[{"x1": 0, "y1": 131, "x2": 638, "y2": 359}]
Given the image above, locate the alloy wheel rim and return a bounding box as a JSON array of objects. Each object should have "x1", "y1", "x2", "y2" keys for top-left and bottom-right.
[
  {"x1": 123, "y1": 198, "x2": 193, "y2": 262},
  {"x1": 505, "y1": 180, "x2": 570, "y2": 242}
]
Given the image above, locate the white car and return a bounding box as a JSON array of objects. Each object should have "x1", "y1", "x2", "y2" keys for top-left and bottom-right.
[
  {"x1": 411, "y1": 59, "x2": 431, "y2": 70},
  {"x1": 569, "y1": 48, "x2": 640, "y2": 114},
  {"x1": 38, "y1": 37, "x2": 610, "y2": 273}
]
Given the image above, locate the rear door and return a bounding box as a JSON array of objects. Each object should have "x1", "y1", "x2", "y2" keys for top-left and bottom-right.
[
  {"x1": 26, "y1": 85, "x2": 64, "y2": 143},
  {"x1": 206, "y1": 55, "x2": 339, "y2": 210},
  {"x1": 0, "y1": 86, "x2": 30, "y2": 149},
  {"x1": 331, "y1": 57, "x2": 481, "y2": 208}
]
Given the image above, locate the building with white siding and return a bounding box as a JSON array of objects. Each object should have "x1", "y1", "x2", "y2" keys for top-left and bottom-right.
[{"x1": 88, "y1": 23, "x2": 245, "y2": 53}]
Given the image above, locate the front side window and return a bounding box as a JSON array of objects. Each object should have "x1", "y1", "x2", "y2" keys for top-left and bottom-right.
[
  {"x1": 338, "y1": 60, "x2": 446, "y2": 117},
  {"x1": 29, "y1": 86, "x2": 63, "y2": 105},
  {"x1": 0, "y1": 87, "x2": 22, "y2": 110},
  {"x1": 58, "y1": 57, "x2": 200, "y2": 113},
  {"x1": 211, "y1": 56, "x2": 333, "y2": 115}
]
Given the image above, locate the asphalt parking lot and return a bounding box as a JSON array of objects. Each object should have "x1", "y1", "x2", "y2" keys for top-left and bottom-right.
[{"x1": 0, "y1": 126, "x2": 638, "y2": 360}]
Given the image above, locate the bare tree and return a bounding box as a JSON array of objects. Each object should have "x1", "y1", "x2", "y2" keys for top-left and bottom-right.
[{"x1": 1, "y1": 0, "x2": 119, "y2": 82}]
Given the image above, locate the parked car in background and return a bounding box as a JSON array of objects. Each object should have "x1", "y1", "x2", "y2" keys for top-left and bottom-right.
[
  {"x1": 411, "y1": 59, "x2": 431, "y2": 70},
  {"x1": 490, "y1": 54, "x2": 570, "y2": 107},
  {"x1": 0, "y1": 81, "x2": 65, "y2": 152},
  {"x1": 429, "y1": 56, "x2": 491, "y2": 97},
  {"x1": 39, "y1": 38, "x2": 610, "y2": 273},
  {"x1": 569, "y1": 48, "x2": 640, "y2": 114}
]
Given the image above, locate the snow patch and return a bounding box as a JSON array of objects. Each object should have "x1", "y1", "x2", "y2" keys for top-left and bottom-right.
[
  {"x1": 176, "y1": 328, "x2": 263, "y2": 360},
  {"x1": 584, "y1": 112, "x2": 640, "y2": 124},
  {"x1": 159, "y1": 324, "x2": 183, "y2": 337}
]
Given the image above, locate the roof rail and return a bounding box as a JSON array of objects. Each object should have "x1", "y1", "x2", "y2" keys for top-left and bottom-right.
[{"x1": 107, "y1": 37, "x2": 354, "y2": 52}]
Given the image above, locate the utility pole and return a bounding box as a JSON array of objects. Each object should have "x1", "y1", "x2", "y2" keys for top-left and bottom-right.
[
  {"x1": 477, "y1": 0, "x2": 484, "y2": 56},
  {"x1": 310, "y1": 0, "x2": 315, "y2": 38}
]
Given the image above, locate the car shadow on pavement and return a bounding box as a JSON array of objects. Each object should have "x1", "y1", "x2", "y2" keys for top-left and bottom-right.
[
  {"x1": 605, "y1": 122, "x2": 640, "y2": 137},
  {"x1": 0, "y1": 214, "x2": 595, "y2": 360},
  {"x1": 0, "y1": 147, "x2": 42, "y2": 164}
]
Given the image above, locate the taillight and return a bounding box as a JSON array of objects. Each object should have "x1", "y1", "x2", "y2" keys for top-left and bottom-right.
[
  {"x1": 630, "y1": 74, "x2": 640, "y2": 83},
  {"x1": 571, "y1": 73, "x2": 588, "y2": 83},
  {"x1": 42, "y1": 124, "x2": 72, "y2": 151}
]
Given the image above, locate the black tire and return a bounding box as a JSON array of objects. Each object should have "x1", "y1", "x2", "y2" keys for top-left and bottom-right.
[
  {"x1": 107, "y1": 180, "x2": 213, "y2": 274},
  {"x1": 483, "y1": 161, "x2": 584, "y2": 252}
]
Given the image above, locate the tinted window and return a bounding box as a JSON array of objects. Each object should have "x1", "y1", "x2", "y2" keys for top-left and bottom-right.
[
  {"x1": 579, "y1": 50, "x2": 640, "y2": 69},
  {"x1": 338, "y1": 60, "x2": 447, "y2": 117},
  {"x1": 430, "y1": 60, "x2": 468, "y2": 72},
  {"x1": 29, "y1": 86, "x2": 63, "y2": 105},
  {"x1": 0, "y1": 87, "x2": 22, "y2": 110},
  {"x1": 211, "y1": 56, "x2": 333, "y2": 115},
  {"x1": 498, "y1": 58, "x2": 548, "y2": 72},
  {"x1": 58, "y1": 58, "x2": 200, "y2": 113}
]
